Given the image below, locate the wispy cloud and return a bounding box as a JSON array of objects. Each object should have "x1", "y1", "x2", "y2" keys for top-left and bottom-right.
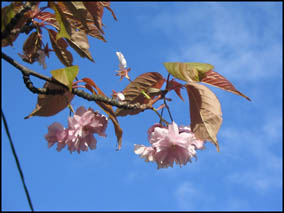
[
  {"x1": 141, "y1": 2, "x2": 282, "y2": 82},
  {"x1": 220, "y1": 115, "x2": 282, "y2": 194}
]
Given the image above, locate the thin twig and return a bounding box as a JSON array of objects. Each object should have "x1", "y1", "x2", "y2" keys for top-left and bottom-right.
[
  {"x1": 164, "y1": 98, "x2": 174, "y2": 122},
  {"x1": 1, "y1": 110, "x2": 34, "y2": 211}
]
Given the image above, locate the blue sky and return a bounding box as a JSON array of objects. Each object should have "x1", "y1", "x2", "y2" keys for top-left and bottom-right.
[{"x1": 1, "y1": 2, "x2": 282, "y2": 211}]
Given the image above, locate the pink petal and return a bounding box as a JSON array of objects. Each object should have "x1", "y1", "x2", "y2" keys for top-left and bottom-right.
[{"x1": 168, "y1": 122, "x2": 179, "y2": 136}]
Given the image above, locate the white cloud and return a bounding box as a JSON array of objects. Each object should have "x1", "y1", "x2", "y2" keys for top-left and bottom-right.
[{"x1": 141, "y1": 2, "x2": 282, "y2": 82}]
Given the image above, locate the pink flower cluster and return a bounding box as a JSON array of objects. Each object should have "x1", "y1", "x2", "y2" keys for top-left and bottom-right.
[
  {"x1": 45, "y1": 106, "x2": 108, "y2": 153},
  {"x1": 134, "y1": 122, "x2": 205, "y2": 169}
]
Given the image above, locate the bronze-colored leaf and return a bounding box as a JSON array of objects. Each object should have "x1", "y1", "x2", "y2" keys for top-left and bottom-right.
[
  {"x1": 18, "y1": 31, "x2": 42, "y2": 64},
  {"x1": 23, "y1": 32, "x2": 39, "y2": 54},
  {"x1": 48, "y1": 29, "x2": 73, "y2": 66},
  {"x1": 83, "y1": 2, "x2": 105, "y2": 34},
  {"x1": 101, "y1": 2, "x2": 117, "y2": 21},
  {"x1": 55, "y1": 2, "x2": 106, "y2": 42},
  {"x1": 186, "y1": 82, "x2": 223, "y2": 151},
  {"x1": 62, "y1": 2, "x2": 89, "y2": 30},
  {"x1": 116, "y1": 72, "x2": 165, "y2": 116},
  {"x1": 82, "y1": 78, "x2": 123, "y2": 149},
  {"x1": 24, "y1": 82, "x2": 74, "y2": 119},
  {"x1": 201, "y1": 70, "x2": 251, "y2": 101},
  {"x1": 66, "y1": 29, "x2": 94, "y2": 62},
  {"x1": 84, "y1": 21, "x2": 106, "y2": 42}
]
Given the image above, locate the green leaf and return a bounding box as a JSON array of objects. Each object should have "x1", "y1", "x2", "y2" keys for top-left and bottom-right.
[
  {"x1": 50, "y1": 2, "x2": 71, "y2": 40},
  {"x1": 163, "y1": 62, "x2": 214, "y2": 82},
  {"x1": 51, "y1": 65, "x2": 79, "y2": 91},
  {"x1": 1, "y1": 3, "x2": 15, "y2": 32}
]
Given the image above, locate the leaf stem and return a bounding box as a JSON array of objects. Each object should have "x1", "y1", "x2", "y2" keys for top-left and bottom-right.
[
  {"x1": 152, "y1": 107, "x2": 169, "y2": 126},
  {"x1": 163, "y1": 98, "x2": 174, "y2": 122}
]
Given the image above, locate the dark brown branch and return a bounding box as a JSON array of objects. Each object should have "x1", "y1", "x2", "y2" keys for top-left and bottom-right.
[
  {"x1": 2, "y1": 52, "x2": 152, "y2": 111},
  {"x1": 23, "y1": 74, "x2": 65, "y2": 95},
  {"x1": 2, "y1": 52, "x2": 59, "y2": 83}
]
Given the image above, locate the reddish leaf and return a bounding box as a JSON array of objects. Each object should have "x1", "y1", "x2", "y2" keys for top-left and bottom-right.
[
  {"x1": 84, "y1": 84, "x2": 95, "y2": 94},
  {"x1": 48, "y1": 29, "x2": 73, "y2": 66},
  {"x1": 82, "y1": 78, "x2": 123, "y2": 150},
  {"x1": 81, "y1": 77, "x2": 105, "y2": 95},
  {"x1": 186, "y1": 82, "x2": 223, "y2": 151},
  {"x1": 167, "y1": 79, "x2": 184, "y2": 101},
  {"x1": 116, "y1": 72, "x2": 165, "y2": 117},
  {"x1": 25, "y1": 81, "x2": 74, "y2": 119},
  {"x1": 201, "y1": 70, "x2": 251, "y2": 101},
  {"x1": 35, "y1": 11, "x2": 58, "y2": 29}
]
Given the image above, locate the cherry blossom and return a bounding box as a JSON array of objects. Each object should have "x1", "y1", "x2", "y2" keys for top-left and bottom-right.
[
  {"x1": 116, "y1": 51, "x2": 127, "y2": 70},
  {"x1": 134, "y1": 145, "x2": 156, "y2": 162},
  {"x1": 65, "y1": 106, "x2": 108, "y2": 153},
  {"x1": 45, "y1": 122, "x2": 67, "y2": 151},
  {"x1": 115, "y1": 51, "x2": 130, "y2": 80},
  {"x1": 45, "y1": 106, "x2": 108, "y2": 154},
  {"x1": 134, "y1": 122, "x2": 205, "y2": 169}
]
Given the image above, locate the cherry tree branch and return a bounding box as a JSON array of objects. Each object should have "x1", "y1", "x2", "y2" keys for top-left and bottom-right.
[{"x1": 2, "y1": 52, "x2": 152, "y2": 111}]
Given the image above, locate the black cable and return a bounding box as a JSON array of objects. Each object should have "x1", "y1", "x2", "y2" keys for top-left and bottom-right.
[{"x1": 1, "y1": 110, "x2": 34, "y2": 211}]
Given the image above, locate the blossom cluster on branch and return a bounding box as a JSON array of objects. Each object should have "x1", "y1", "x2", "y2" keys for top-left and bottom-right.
[
  {"x1": 134, "y1": 122, "x2": 205, "y2": 169},
  {"x1": 45, "y1": 106, "x2": 108, "y2": 153}
]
